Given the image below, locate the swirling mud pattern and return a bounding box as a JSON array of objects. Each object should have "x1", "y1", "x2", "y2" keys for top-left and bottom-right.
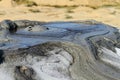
[{"x1": 0, "y1": 20, "x2": 120, "y2": 80}]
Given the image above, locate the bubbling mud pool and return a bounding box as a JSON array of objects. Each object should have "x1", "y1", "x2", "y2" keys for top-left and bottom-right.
[{"x1": 0, "y1": 20, "x2": 120, "y2": 80}]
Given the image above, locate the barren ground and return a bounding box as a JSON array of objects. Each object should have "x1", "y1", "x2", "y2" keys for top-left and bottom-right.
[{"x1": 0, "y1": 0, "x2": 120, "y2": 27}]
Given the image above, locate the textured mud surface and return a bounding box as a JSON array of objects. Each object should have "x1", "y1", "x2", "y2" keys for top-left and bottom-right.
[{"x1": 0, "y1": 20, "x2": 120, "y2": 80}]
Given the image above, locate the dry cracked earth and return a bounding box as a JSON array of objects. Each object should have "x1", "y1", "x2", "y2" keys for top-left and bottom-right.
[{"x1": 0, "y1": 20, "x2": 120, "y2": 80}]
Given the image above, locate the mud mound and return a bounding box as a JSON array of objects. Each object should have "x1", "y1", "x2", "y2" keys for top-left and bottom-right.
[{"x1": 0, "y1": 20, "x2": 120, "y2": 80}]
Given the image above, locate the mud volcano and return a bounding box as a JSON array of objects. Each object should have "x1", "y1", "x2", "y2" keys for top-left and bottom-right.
[{"x1": 0, "y1": 20, "x2": 120, "y2": 80}]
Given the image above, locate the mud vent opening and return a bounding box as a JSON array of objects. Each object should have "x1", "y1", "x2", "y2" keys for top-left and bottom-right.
[{"x1": 0, "y1": 50, "x2": 4, "y2": 64}]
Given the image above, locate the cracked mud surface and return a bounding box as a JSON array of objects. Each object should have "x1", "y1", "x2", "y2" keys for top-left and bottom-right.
[{"x1": 0, "y1": 20, "x2": 120, "y2": 80}]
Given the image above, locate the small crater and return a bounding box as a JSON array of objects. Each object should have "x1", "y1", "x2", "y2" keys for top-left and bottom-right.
[{"x1": 14, "y1": 66, "x2": 36, "y2": 80}]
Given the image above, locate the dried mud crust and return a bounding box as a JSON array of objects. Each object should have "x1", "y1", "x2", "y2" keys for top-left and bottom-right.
[{"x1": 0, "y1": 20, "x2": 120, "y2": 80}]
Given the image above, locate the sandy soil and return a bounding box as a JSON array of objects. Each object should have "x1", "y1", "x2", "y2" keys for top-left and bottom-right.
[{"x1": 0, "y1": 0, "x2": 120, "y2": 27}]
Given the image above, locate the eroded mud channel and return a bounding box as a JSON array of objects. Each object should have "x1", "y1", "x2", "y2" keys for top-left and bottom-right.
[{"x1": 0, "y1": 20, "x2": 120, "y2": 80}]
